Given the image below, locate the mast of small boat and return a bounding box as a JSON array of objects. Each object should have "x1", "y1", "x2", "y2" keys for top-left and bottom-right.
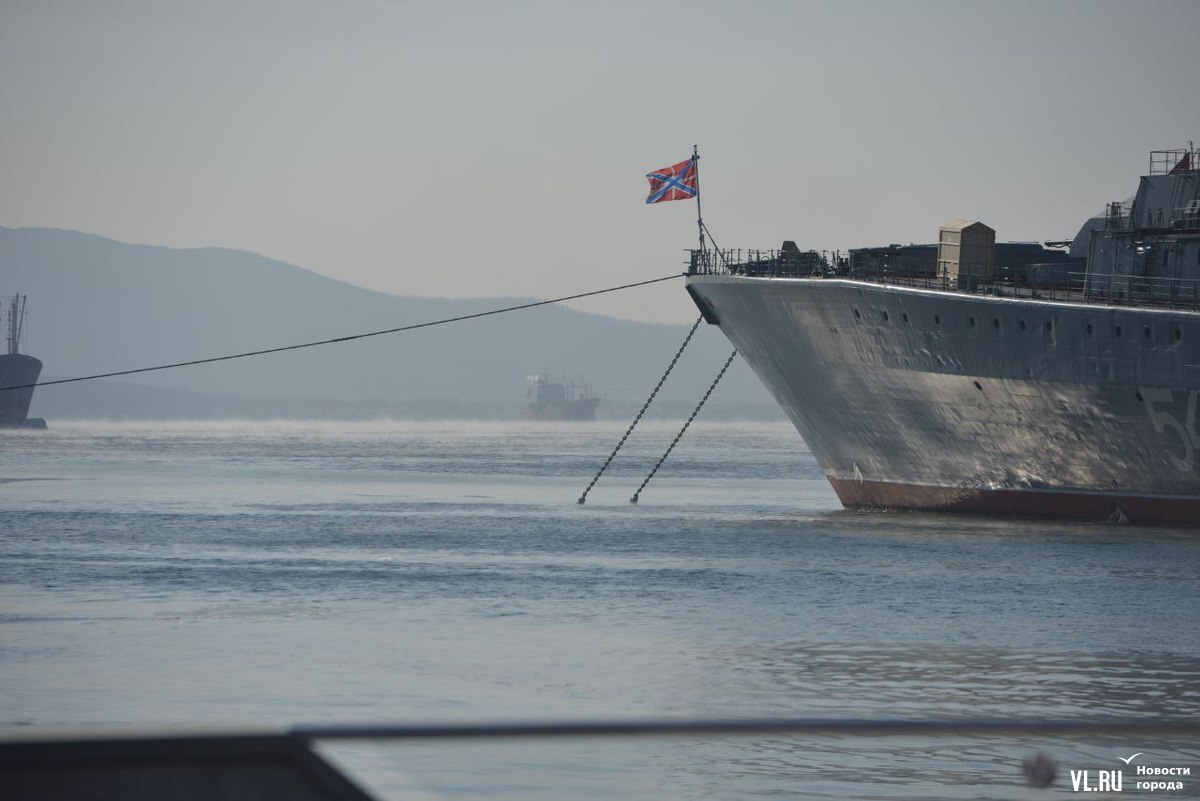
[{"x1": 6, "y1": 294, "x2": 25, "y2": 356}]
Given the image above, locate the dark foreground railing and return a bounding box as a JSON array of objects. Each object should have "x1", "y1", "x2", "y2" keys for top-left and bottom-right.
[
  {"x1": 294, "y1": 717, "x2": 1200, "y2": 740},
  {"x1": 3, "y1": 717, "x2": 1197, "y2": 800}
]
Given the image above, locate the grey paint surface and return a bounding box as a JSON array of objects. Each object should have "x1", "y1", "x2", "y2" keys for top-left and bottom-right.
[{"x1": 686, "y1": 275, "x2": 1200, "y2": 501}]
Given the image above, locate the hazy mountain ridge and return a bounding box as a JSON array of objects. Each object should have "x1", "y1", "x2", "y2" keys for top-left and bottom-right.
[{"x1": 1, "y1": 227, "x2": 778, "y2": 420}]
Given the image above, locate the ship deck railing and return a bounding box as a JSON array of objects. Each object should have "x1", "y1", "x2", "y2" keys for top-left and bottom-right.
[
  {"x1": 1149, "y1": 146, "x2": 1199, "y2": 175},
  {"x1": 1104, "y1": 200, "x2": 1200, "y2": 233},
  {"x1": 687, "y1": 250, "x2": 1200, "y2": 311}
]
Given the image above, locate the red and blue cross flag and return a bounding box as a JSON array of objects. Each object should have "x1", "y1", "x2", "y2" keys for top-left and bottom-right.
[{"x1": 645, "y1": 156, "x2": 698, "y2": 204}]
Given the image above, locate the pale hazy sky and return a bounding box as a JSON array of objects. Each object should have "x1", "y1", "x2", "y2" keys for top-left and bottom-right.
[{"x1": 3, "y1": 0, "x2": 1198, "y2": 323}]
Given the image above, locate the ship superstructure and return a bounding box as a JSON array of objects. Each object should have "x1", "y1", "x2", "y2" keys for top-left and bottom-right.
[
  {"x1": 0, "y1": 294, "x2": 45, "y2": 428},
  {"x1": 685, "y1": 145, "x2": 1200, "y2": 524}
]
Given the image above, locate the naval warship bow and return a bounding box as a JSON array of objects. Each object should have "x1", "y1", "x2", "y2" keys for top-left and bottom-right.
[{"x1": 685, "y1": 145, "x2": 1200, "y2": 524}]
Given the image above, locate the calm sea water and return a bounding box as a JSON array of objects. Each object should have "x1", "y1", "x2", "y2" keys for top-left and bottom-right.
[{"x1": 2, "y1": 420, "x2": 1197, "y2": 799}]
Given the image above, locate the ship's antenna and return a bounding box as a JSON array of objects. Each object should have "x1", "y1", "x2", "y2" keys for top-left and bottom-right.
[{"x1": 689, "y1": 147, "x2": 730, "y2": 270}]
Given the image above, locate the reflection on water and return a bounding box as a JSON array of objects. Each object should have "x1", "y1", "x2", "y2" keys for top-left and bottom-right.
[
  {"x1": 322, "y1": 643, "x2": 1200, "y2": 800},
  {"x1": 1, "y1": 421, "x2": 1198, "y2": 799},
  {"x1": 710, "y1": 643, "x2": 1200, "y2": 719}
]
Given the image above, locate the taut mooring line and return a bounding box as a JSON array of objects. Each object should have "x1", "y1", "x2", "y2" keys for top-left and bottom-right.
[
  {"x1": 576, "y1": 316, "x2": 703, "y2": 505},
  {"x1": 0, "y1": 274, "x2": 683, "y2": 393},
  {"x1": 630, "y1": 349, "x2": 737, "y2": 504}
]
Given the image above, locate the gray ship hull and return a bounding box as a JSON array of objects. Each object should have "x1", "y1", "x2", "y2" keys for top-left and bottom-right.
[
  {"x1": 525, "y1": 397, "x2": 600, "y2": 421},
  {"x1": 687, "y1": 274, "x2": 1200, "y2": 524},
  {"x1": 0, "y1": 353, "x2": 42, "y2": 428}
]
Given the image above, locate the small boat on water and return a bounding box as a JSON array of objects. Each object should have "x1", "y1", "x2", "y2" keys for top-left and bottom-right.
[{"x1": 524, "y1": 374, "x2": 600, "y2": 421}]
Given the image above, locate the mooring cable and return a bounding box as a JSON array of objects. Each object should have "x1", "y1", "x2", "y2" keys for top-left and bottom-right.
[
  {"x1": 630, "y1": 349, "x2": 737, "y2": 504},
  {"x1": 0, "y1": 274, "x2": 683, "y2": 392},
  {"x1": 576, "y1": 315, "x2": 703, "y2": 505},
  {"x1": 700, "y1": 220, "x2": 731, "y2": 270}
]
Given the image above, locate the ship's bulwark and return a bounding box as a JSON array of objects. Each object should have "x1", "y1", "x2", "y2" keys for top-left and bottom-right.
[
  {"x1": 0, "y1": 354, "x2": 42, "y2": 427},
  {"x1": 687, "y1": 275, "x2": 1200, "y2": 524}
]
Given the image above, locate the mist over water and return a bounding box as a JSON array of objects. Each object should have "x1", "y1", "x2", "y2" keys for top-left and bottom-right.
[{"x1": 2, "y1": 420, "x2": 1197, "y2": 799}]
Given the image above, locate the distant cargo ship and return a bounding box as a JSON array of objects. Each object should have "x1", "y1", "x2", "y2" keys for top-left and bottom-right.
[
  {"x1": 686, "y1": 144, "x2": 1200, "y2": 524},
  {"x1": 524, "y1": 374, "x2": 599, "y2": 421},
  {"x1": 0, "y1": 294, "x2": 46, "y2": 429}
]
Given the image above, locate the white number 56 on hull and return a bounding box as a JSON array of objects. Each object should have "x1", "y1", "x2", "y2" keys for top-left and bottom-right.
[{"x1": 1141, "y1": 387, "x2": 1200, "y2": 472}]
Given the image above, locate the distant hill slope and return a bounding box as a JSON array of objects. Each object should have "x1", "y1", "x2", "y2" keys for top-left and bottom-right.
[{"x1": 0, "y1": 227, "x2": 776, "y2": 419}]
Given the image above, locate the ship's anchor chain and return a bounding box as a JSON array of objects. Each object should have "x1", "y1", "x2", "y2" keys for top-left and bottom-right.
[
  {"x1": 576, "y1": 316, "x2": 703, "y2": 505},
  {"x1": 630, "y1": 349, "x2": 737, "y2": 504}
]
